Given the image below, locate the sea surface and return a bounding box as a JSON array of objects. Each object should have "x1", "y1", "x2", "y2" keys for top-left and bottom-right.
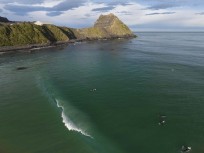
[{"x1": 0, "y1": 32, "x2": 204, "y2": 153}]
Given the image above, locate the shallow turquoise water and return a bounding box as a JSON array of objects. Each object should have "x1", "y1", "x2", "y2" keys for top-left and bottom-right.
[{"x1": 0, "y1": 32, "x2": 204, "y2": 153}]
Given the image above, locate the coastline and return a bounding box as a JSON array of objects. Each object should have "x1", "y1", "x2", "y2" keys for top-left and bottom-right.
[
  {"x1": 0, "y1": 35, "x2": 136, "y2": 55},
  {"x1": 0, "y1": 14, "x2": 136, "y2": 54}
]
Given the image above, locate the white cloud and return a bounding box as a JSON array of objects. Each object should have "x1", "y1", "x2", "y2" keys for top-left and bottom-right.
[
  {"x1": 33, "y1": 0, "x2": 65, "y2": 7},
  {"x1": 100, "y1": 2, "x2": 204, "y2": 29},
  {"x1": 27, "y1": 2, "x2": 204, "y2": 30},
  {"x1": 29, "y1": 2, "x2": 103, "y2": 27}
]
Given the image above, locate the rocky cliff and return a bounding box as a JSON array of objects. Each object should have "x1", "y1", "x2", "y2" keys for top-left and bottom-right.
[{"x1": 0, "y1": 14, "x2": 135, "y2": 48}]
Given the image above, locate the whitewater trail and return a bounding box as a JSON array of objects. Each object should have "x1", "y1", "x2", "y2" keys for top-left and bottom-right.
[
  {"x1": 35, "y1": 75, "x2": 93, "y2": 138},
  {"x1": 55, "y1": 99, "x2": 93, "y2": 138}
]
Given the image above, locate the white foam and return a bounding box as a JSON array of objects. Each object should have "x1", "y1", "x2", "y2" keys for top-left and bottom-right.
[{"x1": 55, "y1": 99, "x2": 93, "y2": 138}]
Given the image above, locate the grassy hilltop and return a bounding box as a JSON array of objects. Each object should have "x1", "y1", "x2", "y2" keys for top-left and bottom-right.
[
  {"x1": 0, "y1": 23, "x2": 75, "y2": 46},
  {"x1": 0, "y1": 14, "x2": 135, "y2": 47}
]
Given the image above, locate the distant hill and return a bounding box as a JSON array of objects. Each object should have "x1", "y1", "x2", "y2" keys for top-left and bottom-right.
[
  {"x1": 0, "y1": 14, "x2": 135, "y2": 48},
  {"x1": 73, "y1": 13, "x2": 135, "y2": 39},
  {"x1": 0, "y1": 16, "x2": 10, "y2": 23},
  {"x1": 94, "y1": 13, "x2": 133, "y2": 37},
  {"x1": 0, "y1": 23, "x2": 75, "y2": 46}
]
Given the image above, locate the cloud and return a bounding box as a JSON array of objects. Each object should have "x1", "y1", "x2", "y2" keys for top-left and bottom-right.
[
  {"x1": 196, "y1": 12, "x2": 204, "y2": 15},
  {"x1": 135, "y1": 0, "x2": 204, "y2": 7},
  {"x1": 0, "y1": 0, "x2": 45, "y2": 4},
  {"x1": 146, "y1": 3, "x2": 177, "y2": 10},
  {"x1": 47, "y1": 11, "x2": 63, "y2": 16},
  {"x1": 95, "y1": 0, "x2": 132, "y2": 6},
  {"x1": 84, "y1": 13, "x2": 92, "y2": 17},
  {"x1": 90, "y1": 1, "x2": 133, "y2": 13},
  {"x1": 107, "y1": 1, "x2": 133, "y2": 6},
  {"x1": 116, "y1": 11, "x2": 133, "y2": 15},
  {"x1": 146, "y1": 12, "x2": 176, "y2": 16},
  {"x1": 4, "y1": 4, "x2": 45, "y2": 16},
  {"x1": 50, "y1": 0, "x2": 86, "y2": 11},
  {"x1": 92, "y1": 6, "x2": 115, "y2": 12},
  {"x1": 4, "y1": 0, "x2": 86, "y2": 16}
]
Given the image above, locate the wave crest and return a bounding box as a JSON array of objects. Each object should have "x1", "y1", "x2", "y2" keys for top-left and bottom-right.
[{"x1": 55, "y1": 99, "x2": 93, "y2": 138}]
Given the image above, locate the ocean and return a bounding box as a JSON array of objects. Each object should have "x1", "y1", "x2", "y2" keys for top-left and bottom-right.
[{"x1": 0, "y1": 32, "x2": 204, "y2": 153}]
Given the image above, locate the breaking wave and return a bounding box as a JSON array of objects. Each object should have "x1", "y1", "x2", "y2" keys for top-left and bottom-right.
[
  {"x1": 55, "y1": 98, "x2": 92, "y2": 138},
  {"x1": 36, "y1": 75, "x2": 92, "y2": 138}
]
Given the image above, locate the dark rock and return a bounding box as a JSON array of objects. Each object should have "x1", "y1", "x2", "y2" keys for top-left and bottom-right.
[
  {"x1": 0, "y1": 16, "x2": 9, "y2": 23},
  {"x1": 16, "y1": 67, "x2": 28, "y2": 70}
]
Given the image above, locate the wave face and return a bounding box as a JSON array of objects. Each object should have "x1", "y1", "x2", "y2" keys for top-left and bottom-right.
[
  {"x1": 55, "y1": 98, "x2": 92, "y2": 138},
  {"x1": 36, "y1": 75, "x2": 92, "y2": 138}
]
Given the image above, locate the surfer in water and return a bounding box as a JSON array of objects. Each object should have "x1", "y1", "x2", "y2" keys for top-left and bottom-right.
[
  {"x1": 181, "y1": 145, "x2": 191, "y2": 153},
  {"x1": 159, "y1": 120, "x2": 166, "y2": 125},
  {"x1": 158, "y1": 114, "x2": 167, "y2": 126},
  {"x1": 90, "y1": 89, "x2": 97, "y2": 92}
]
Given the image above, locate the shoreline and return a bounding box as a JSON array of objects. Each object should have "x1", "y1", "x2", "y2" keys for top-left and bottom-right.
[{"x1": 0, "y1": 35, "x2": 136, "y2": 55}]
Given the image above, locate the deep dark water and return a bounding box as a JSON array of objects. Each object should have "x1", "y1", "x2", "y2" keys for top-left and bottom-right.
[{"x1": 0, "y1": 32, "x2": 204, "y2": 153}]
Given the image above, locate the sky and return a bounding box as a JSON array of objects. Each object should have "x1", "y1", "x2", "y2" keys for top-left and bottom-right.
[{"x1": 1, "y1": 0, "x2": 204, "y2": 31}]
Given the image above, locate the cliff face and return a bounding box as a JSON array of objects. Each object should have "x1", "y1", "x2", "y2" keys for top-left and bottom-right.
[{"x1": 0, "y1": 14, "x2": 135, "y2": 47}]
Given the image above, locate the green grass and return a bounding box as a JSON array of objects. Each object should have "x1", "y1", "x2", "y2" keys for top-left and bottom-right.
[
  {"x1": 0, "y1": 23, "x2": 49, "y2": 46},
  {"x1": 0, "y1": 23, "x2": 75, "y2": 46}
]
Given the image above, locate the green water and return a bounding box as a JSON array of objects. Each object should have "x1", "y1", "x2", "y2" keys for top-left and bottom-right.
[{"x1": 0, "y1": 33, "x2": 204, "y2": 153}]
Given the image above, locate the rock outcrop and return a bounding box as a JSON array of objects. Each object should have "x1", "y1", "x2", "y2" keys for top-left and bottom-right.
[
  {"x1": 73, "y1": 13, "x2": 135, "y2": 39},
  {"x1": 0, "y1": 14, "x2": 135, "y2": 49},
  {"x1": 0, "y1": 16, "x2": 9, "y2": 23},
  {"x1": 94, "y1": 13, "x2": 134, "y2": 37}
]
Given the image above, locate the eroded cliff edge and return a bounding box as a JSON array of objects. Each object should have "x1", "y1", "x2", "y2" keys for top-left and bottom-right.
[{"x1": 0, "y1": 14, "x2": 136, "y2": 52}]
